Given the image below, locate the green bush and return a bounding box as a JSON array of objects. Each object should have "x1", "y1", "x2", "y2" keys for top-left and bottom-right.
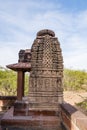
[
  {"x1": 0, "y1": 68, "x2": 17, "y2": 95},
  {"x1": 0, "y1": 67, "x2": 29, "y2": 96},
  {"x1": 64, "y1": 69, "x2": 87, "y2": 91}
]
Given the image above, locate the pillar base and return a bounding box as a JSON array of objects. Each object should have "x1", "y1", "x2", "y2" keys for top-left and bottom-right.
[
  {"x1": 14, "y1": 100, "x2": 29, "y2": 116},
  {"x1": 1, "y1": 107, "x2": 63, "y2": 130}
]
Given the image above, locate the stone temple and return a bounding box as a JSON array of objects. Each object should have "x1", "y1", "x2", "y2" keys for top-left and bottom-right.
[
  {"x1": 1, "y1": 29, "x2": 87, "y2": 130},
  {"x1": 1, "y1": 29, "x2": 64, "y2": 130},
  {"x1": 29, "y1": 29, "x2": 63, "y2": 111}
]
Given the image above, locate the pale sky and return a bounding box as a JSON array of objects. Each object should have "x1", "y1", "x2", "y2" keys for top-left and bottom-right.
[{"x1": 0, "y1": 0, "x2": 87, "y2": 70}]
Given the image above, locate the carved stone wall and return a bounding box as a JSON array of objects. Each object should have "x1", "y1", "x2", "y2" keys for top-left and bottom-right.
[{"x1": 29, "y1": 29, "x2": 63, "y2": 110}]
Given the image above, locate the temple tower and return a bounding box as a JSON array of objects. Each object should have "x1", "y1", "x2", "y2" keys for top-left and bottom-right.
[{"x1": 29, "y1": 29, "x2": 63, "y2": 111}]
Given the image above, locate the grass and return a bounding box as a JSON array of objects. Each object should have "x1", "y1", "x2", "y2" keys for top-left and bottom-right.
[{"x1": 76, "y1": 99, "x2": 87, "y2": 115}]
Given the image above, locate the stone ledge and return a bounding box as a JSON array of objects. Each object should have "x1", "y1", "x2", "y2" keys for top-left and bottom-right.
[
  {"x1": 61, "y1": 103, "x2": 87, "y2": 130},
  {"x1": 0, "y1": 96, "x2": 17, "y2": 100},
  {"x1": 1, "y1": 107, "x2": 62, "y2": 130},
  {"x1": 77, "y1": 118, "x2": 87, "y2": 130}
]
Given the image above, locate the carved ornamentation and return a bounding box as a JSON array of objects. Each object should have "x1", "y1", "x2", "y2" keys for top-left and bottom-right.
[{"x1": 29, "y1": 29, "x2": 63, "y2": 110}]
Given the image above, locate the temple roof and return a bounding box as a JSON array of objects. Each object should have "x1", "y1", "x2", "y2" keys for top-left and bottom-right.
[
  {"x1": 37, "y1": 29, "x2": 55, "y2": 37},
  {"x1": 6, "y1": 62, "x2": 31, "y2": 72}
]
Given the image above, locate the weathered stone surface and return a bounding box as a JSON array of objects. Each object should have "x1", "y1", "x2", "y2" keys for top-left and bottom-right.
[
  {"x1": 29, "y1": 29, "x2": 63, "y2": 110},
  {"x1": 37, "y1": 29, "x2": 55, "y2": 37},
  {"x1": 61, "y1": 103, "x2": 87, "y2": 130},
  {"x1": 7, "y1": 62, "x2": 31, "y2": 72},
  {"x1": 18, "y1": 49, "x2": 31, "y2": 63},
  {"x1": 1, "y1": 107, "x2": 62, "y2": 130}
]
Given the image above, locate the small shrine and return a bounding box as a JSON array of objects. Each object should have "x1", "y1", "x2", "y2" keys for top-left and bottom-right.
[{"x1": 1, "y1": 29, "x2": 64, "y2": 130}]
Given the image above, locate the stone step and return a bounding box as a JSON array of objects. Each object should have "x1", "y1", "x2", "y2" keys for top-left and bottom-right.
[{"x1": 1, "y1": 107, "x2": 65, "y2": 130}]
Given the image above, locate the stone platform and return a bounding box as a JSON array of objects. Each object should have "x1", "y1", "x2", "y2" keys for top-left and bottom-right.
[{"x1": 1, "y1": 107, "x2": 64, "y2": 130}]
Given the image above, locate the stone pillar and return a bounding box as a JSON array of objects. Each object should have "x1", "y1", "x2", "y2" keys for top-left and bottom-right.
[
  {"x1": 17, "y1": 71, "x2": 25, "y2": 101},
  {"x1": 14, "y1": 70, "x2": 29, "y2": 116},
  {"x1": 6, "y1": 49, "x2": 31, "y2": 116}
]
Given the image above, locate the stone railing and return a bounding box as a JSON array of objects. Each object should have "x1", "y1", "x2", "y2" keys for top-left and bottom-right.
[
  {"x1": 61, "y1": 103, "x2": 87, "y2": 130},
  {"x1": 0, "y1": 96, "x2": 16, "y2": 112}
]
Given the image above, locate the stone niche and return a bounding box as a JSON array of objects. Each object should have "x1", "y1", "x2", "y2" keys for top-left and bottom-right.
[{"x1": 29, "y1": 29, "x2": 63, "y2": 111}]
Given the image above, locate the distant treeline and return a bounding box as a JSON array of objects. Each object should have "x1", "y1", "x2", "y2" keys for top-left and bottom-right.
[
  {"x1": 0, "y1": 67, "x2": 29, "y2": 96},
  {"x1": 0, "y1": 67, "x2": 87, "y2": 96},
  {"x1": 64, "y1": 69, "x2": 87, "y2": 91}
]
